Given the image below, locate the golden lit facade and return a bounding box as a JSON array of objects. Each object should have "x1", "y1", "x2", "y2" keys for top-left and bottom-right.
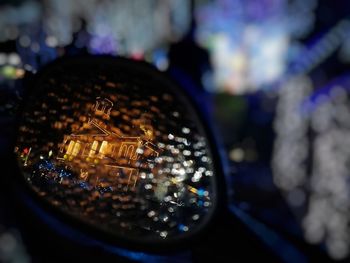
[{"x1": 57, "y1": 97, "x2": 159, "y2": 189}]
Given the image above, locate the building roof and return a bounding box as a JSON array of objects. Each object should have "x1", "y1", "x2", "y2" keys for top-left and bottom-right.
[{"x1": 69, "y1": 118, "x2": 142, "y2": 142}]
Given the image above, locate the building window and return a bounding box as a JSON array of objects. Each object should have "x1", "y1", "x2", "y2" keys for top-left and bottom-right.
[
  {"x1": 89, "y1": 140, "x2": 99, "y2": 157},
  {"x1": 110, "y1": 145, "x2": 117, "y2": 158},
  {"x1": 99, "y1": 141, "x2": 108, "y2": 157},
  {"x1": 119, "y1": 144, "x2": 128, "y2": 158},
  {"x1": 66, "y1": 140, "x2": 75, "y2": 155},
  {"x1": 126, "y1": 145, "x2": 135, "y2": 159},
  {"x1": 72, "y1": 141, "x2": 81, "y2": 156},
  {"x1": 81, "y1": 143, "x2": 91, "y2": 157}
]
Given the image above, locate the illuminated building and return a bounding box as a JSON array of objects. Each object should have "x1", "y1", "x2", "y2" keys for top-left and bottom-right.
[{"x1": 57, "y1": 97, "x2": 159, "y2": 189}]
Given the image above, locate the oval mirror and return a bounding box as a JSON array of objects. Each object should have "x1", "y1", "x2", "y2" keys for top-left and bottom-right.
[{"x1": 14, "y1": 56, "x2": 222, "y2": 250}]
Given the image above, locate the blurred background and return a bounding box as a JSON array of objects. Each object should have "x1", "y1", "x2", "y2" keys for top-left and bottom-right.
[{"x1": 1, "y1": 0, "x2": 350, "y2": 262}]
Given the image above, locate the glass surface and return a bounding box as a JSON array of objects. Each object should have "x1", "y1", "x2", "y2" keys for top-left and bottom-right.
[{"x1": 15, "y1": 58, "x2": 217, "y2": 242}]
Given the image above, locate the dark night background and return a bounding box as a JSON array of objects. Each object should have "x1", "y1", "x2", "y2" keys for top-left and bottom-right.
[{"x1": 1, "y1": 0, "x2": 350, "y2": 262}]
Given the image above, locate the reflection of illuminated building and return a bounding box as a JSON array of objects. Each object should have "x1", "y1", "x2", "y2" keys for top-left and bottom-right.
[{"x1": 58, "y1": 97, "x2": 159, "y2": 189}]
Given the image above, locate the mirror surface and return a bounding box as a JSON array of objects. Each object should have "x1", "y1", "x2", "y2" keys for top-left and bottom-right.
[{"x1": 16, "y1": 57, "x2": 217, "y2": 243}]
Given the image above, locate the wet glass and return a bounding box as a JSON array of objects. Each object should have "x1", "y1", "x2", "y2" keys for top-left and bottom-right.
[{"x1": 14, "y1": 56, "x2": 219, "y2": 247}]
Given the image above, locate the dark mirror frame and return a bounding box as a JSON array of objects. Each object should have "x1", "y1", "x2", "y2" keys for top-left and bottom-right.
[{"x1": 6, "y1": 55, "x2": 228, "y2": 254}]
